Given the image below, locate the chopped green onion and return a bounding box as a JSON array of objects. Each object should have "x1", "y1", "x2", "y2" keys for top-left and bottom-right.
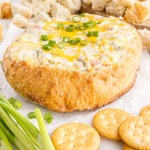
[
  {"x1": 8, "y1": 97, "x2": 17, "y2": 105},
  {"x1": 69, "y1": 24, "x2": 75, "y2": 27},
  {"x1": 83, "y1": 20, "x2": 96, "y2": 29},
  {"x1": 14, "y1": 101, "x2": 22, "y2": 110},
  {"x1": 79, "y1": 26, "x2": 86, "y2": 30},
  {"x1": 75, "y1": 37, "x2": 81, "y2": 44},
  {"x1": 87, "y1": 31, "x2": 93, "y2": 37},
  {"x1": 80, "y1": 40, "x2": 88, "y2": 46},
  {"x1": 75, "y1": 24, "x2": 81, "y2": 29},
  {"x1": 57, "y1": 23, "x2": 64, "y2": 29},
  {"x1": 93, "y1": 31, "x2": 99, "y2": 37},
  {"x1": 40, "y1": 35, "x2": 48, "y2": 41},
  {"x1": 66, "y1": 26, "x2": 74, "y2": 32},
  {"x1": 72, "y1": 16, "x2": 81, "y2": 23},
  {"x1": 70, "y1": 40, "x2": 77, "y2": 45},
  {"x1": 96, "y1": 21, "x2": 101, "y2": 24},
  {"x1": 42, "y1": 44, "x2": 52, "y2": 51},
  {"x1": 48, "y1": 40, "x2": 56, "y2": 47},
  {"x1": 63, "y1": 37, "x2": 70, "y2": 43},
  {"x1": 44, "y1": 113, "x2": 53, "y2": 124},
  {"x1": 80, "y1": 13, "x2": 85, "y2": 17},
  {"x1": 58, "y1": 41, "x2": 66, "y2": 49},
  {"x1": 27, "y1": 112, "x2": 36, "y2": 119}
]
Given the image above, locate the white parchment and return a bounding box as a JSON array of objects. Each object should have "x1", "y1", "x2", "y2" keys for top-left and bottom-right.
[{"x1": 0, "y1": 23, "x2": 150, "y2": 150}]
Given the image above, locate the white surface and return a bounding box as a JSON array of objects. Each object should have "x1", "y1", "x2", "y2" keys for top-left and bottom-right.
[{"x1": 1, "y1": 2, "x2": 150, "y2": 150}]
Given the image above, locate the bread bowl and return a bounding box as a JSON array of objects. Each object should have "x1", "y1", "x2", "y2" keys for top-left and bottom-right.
[{"x1": 2, "y1": 14, "x2": 142, "y2": 112}]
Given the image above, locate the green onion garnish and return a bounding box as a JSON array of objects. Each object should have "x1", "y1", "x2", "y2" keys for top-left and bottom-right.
[
  {"x1": 72, "y1": 16, "x2": 81, "y2": 23},
  {"x1": 58, "y1": 41, "x2": 66, "y2": 49},
  {"x1": 93, "y1": 31, "x2": 99, "y2": 37},
  {"x1": 42, "y1": 44, "x2": 52, "y2": 51},
  {"x1": 44, "y1": 113, "x2": 53, "y2": 124},
  {"x1": 8, "y1": 97, "x2": 17, "y2": 105},
  {"x1": 80, "y1": 40, "x2": 88, "y2": 46},
  {"x1": 57, "y1": 23, "x2": 64, "y2": 29},
  {"x1": 66, "y1": 26, "x2": 74, "y2": 32},
  {"x1": 69, "y1": 24, "x2": 75, "y2": 27},
  {"x1": 75, "y1": 37, "x2": 81, "y2": 44},
  {"x1": 27, "y1": 112, "x2": 36, "y2": 119},
  {"x1": 48, "y1": 40, "x2": 56, "y2": 47},
  {"x1": 75, "y1": 24, "x2": 81, "y2": 29},
  {"x1": 80, "y1": 13, "x2": 85, "y2": 17},
  {"x1": 63, "y1": 37, "x2": 70, "y2": 43},
  {"x1": 40, "y1": 35, "x2": 48, "y2": 41},
  {"x1": 83, "y1": 20, "x2": 96, "y2": 29},
  {"x1": 13, "y1": 101, "x2": 22, "y2": 110},
  {"x1": 87, "y1": 31, "x2": 93, "y2": 37},
  {"x1": 70, "y1": 40, "x2": 77, "y2": 45}
]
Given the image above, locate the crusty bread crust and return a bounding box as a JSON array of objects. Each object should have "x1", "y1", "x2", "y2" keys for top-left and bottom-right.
[{"x1": 2, "y1": 23, "x2": 142, "y2": 112}]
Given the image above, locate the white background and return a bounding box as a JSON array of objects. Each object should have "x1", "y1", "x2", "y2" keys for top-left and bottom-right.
[{"x1": 1, "y1": 1, "x2": 150, "y2": 150}]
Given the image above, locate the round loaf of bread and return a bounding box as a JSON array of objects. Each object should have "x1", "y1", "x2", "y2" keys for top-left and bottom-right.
[{"x1": 2, "y1": 14, "x2": 142, "y2": 112}]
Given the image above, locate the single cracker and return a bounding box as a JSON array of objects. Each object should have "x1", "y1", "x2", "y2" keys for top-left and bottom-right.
[
  {"x1": 93, "y1": 108, "x2": 132, "y2": 140},
  {"x1": 124, "y1": 144, "x2": 137, "y2": 150},
  {"x1": 119, "y1": 116, "x2": 150, "y2": 150},
  {"x1": 51, "y1": 123, "x2": 100, "y2": 150},
  {"x1": 140, "y1": 105, "x2": 150, "y2": 116}
]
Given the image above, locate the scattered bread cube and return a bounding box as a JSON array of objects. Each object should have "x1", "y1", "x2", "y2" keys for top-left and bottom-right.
[
  {"x1": 83, "y1": 0, "x2": 92, "y2": 6},
  {"x1": 33, "y1": 11, "x2": 51, "y2": 22},
  {"x1": 1, "y1": 0, "x2": 12, "y2": 19},
  {"x1": 32, "y1": 0, "x2": 51, "y2": 16},
  {"x1": 51, "y1": 3, "x2": 71, "y2": 18},
  {"x1": 57, "y1": 0, "x2": 81, "y2": 14},
  {"x1": 12, "y1": 3, "x2": 32, "y2": 18},
  {"x1": 22, "y1": 1, "x2": 33, "y2": 10},
  {"x1": 106, "y1": 2, "x2": 126, "y2": 16},
  {"x1": 138, "y1": 29, "x2": 150, "y2": 50},
  {"x1": 0, "y1": 3, "x2": 2, "y2": 18},
  {"x1": 91, "y1": 0, "x2": 111, "y2": 11},
  {"x1": 12, "y1": 14, "x2": 29, "y2": 28},
  {"x1": 0, "y1": 23, "x2": 2, "y2": 41}
]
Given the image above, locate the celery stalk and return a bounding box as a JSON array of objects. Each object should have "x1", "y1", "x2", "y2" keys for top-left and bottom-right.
[
  {"x1": 34, "y1": 108, "x2": 55, "y2": 150},
  {"x1": 0, "y1": 96, "x2": 39, "y2": 138},
  {"x1": 0, "y1": 127, "x2": 13, "y2": 150},
  {"x1": 0, "y1": 107, "x2": 36, "y2": 150}
]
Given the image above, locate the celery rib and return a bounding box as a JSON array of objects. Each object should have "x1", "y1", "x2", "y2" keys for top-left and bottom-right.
[
  {"x1": 0, "y1": 127, "x2": 13, "y2": 150},
  {"x1": 0, "y1": 107, "x2": 36, "y2": 150},
  {"x1": 35, "y1": 108, "x2": 55, "y2": 150}
]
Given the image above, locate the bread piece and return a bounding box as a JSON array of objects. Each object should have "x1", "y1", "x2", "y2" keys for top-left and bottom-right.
[
  {"x1": 32, "y1": 0, "x2": 51, "y2": 16},
  {"x1": 0, "y1": 3, "x2": 2, "y2": 18},
  {"x1": 106, "y1": 2, "x2": 126, "y2": 16},
  {"x1": 117, "y1": 0, "x2": 136, "y2": 7},
  {"x1": 2, "y1": 14, "x2": 142, "y2": 112},
  {"x1": 33, "y1": 11, "x2": 51, "y2": 23},
  {"x1": 22, "y1": 1, "x2": 33, "y2": 10},
  {"x1": 21, "y1": 0, "x2": 31, "y2": 4},
  {"x1": 51, "y1": 3, "x2": 71, "y2": 18},
  {"x1": 12, "y1": 3, "x2": 32, "y2": 18},
  {"x1": 91, "y1": 0, "x2": 111, "y2": 11},
  {"x1": 57, "y1": 0, "x2": 81, "y2": 14},
  {"x1": 83, "y1": 0, "x2": 92, "y2": 6},
  {"x1": 12, "y1": 14, "x2": 29, "y2": 28},
  {"x1": 2, "y1": 0, "x2": 12, "y2": 19},
  {"x1": 0, "y1": 23, "x2": 2, "y2": 42},
  {"x1": 138, "y1": 29, "x2": 150, "y2": 50}
]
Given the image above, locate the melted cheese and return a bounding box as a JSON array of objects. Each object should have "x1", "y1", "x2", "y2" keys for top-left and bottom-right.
[{"x1": 9, "y1": 14, "x2": 137, "y2": 72}]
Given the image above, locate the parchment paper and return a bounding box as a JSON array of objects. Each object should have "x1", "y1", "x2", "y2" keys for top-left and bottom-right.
[{"x1": 1, "y1": 23, "x2": 150, "y2": 150}]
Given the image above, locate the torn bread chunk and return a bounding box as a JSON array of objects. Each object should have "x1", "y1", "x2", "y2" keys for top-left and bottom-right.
[
  {"x1": 22, "y1": 1, "x2": 33, "y2": 10},
  {"x1": 0, "y1": 3, "x2": 2, "y2": 18},
  {"x1": 0, "y1": 23, "x2": 2, "y2": 41},
  {"x1": 13, "y1": 14, "x2": 29, "y2": 28},
  {"x1": 106, "y1": 2, "x2": 126, "y2": 16},
  {"x1": 117, "y1": 0, "x2": 136, "y2": 7},
  {"x1": 32, "y1": 0, "x2": 51, "y2": 16},
  {"x1": 12, "y1": 3, "x2": 32, "y2": 18},
  {"x1": 57, "y1": 0, "x2": 81, "y2": 14},
  {"x1": 91, "y1": 0, "x2": 111, "y2": 11},
  {"x1": 51, "y1": 3, "x2": 71, "y2": 18},
  {"x1": 2, "y1": 0, "x2": 12, "y2": 19},
  {"x1": 33, "y1": 11, "x2": 51, "y2": 22},
  {"x1": 138, "y1": 29, "x2": 150, "y2": 50},
  {"x1": 83, "y1": 0, "x2": 92, "y2": 6}
]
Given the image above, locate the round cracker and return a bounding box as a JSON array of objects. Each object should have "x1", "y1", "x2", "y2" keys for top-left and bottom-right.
[
  {"x1": 51, "y1": 123, "x2": 100, "y2": 150},
  {"x1": 93, "y1": 108, "x2": 132, "y2": 140},
  {"x1": 124, "y1": 144, "x2": 136, "y2": 150},
  {"x1": 119, "y1": 116, "x2": 150, "y2": 150},
  {"x1": 140, "y1": 105, "x2": 150, "y2": 116}
]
